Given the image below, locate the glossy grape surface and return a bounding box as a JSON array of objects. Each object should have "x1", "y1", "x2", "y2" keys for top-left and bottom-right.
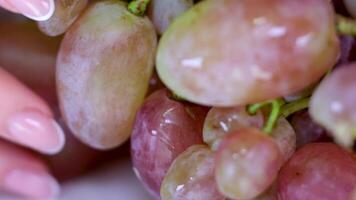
[
  {"x1": 203, "y1": 106, "x2": 264, "y2": 150},
  {"x1": 160, "y1": 145, "x2": 225, "y2": 200},
  {"x1": 148, "y1": 0, "x2": 193, "y2": 35},
  {"x1": 57, "y1": 0, "x2": 157, "y2": 149},
  {"x1": 131, "y1": 89, "x2": 206, "y2": 198},
  {"x1": 310, "y1": 63, "x2": 356, "y2": 147},
  {"x1": 156, "y1": 0, "x2": 339, "y2": 106},
  {"x1": 278, "y1": 143, "x2": 356, "y2": 200},
  {"x1": 215, "y1": 128, "x2": 283, "y2": 200}
]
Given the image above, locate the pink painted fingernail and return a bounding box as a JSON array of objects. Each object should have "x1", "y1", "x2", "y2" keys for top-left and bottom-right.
[
  {"x1": 7, "y1": 110, "x2": 65, "y2": 155},
  {"x1": 5, "y1": 0, "x2": 55, "y2": 21},
  {"x1": 4, "y1": 169, "x2": 60, "y2": 199}
]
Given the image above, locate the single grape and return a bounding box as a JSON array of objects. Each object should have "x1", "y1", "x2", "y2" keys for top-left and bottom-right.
[
  {"x1": 215, "y1": 128, "x2": 283, "y2": 200},
  {"x1": 57, "y1": 0, "x2": 157, "y2": 149},
  {"x1": 277, "y1": 143, "x2": 356, "y2": 200},
  {"x1": 310, "y1": 63, "x2": 356, "y2": 147},
  {"x1": 203, "y1": 106, "x2": 264, "y2": 150},
  {"x1": 38, "y1": 0, "x2": 88, "y2": 36},
  {"x1": 269, "y1": 117, "x2": 296, "y2": 162},
  {"x1": 131, "y1": 89, "x2": 206, "y2": 199},
  {"x1": 156, "y1": 0, "x2": 339, "y2": 106},
  {"x1": 0, "y1": 21, "x2": 61, "y2": 105},
  {"x1": 160, "y1": 145, "x2": 225, "y2": 200},
  {"x1": 345, "y1": 0, "x2": 356, "y2": 18},
  {"x1": 290, "y1": 110, "x2": 329, "y2": 148},
  {"x1": 148, "y1": 0, "x2": 193, "y2": 35}
]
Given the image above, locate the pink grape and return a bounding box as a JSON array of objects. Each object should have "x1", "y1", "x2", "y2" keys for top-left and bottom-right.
[
  {"x1": 277, "y1": 143, "x2": 356, "y2": 200},
  {"x1": 57, "y1": 0, "x2": 157, "y2": 149},
  {"x1": 156, "y1": 0, "x2": 339, "y2": 106},
  {"x1": 310, "y1": 63, "x2": 356, "y2": 147},
  {"x1": 160, "y1": 145, "x2": 225, "y2": 200},
  {"x1": 270, "y1": 117, "x2": 296, "y2": 162},
  {"x1": 203, "y1": 106, "x2": 264, "y2": 150},
  {"x1": 215, "y1": 128, "x2": 283, "y2": 200},
  {"x1": 131, "y1": 89, "x2": 206, "y2": 198},
  {"x1": 38, "y1": 0, "x2": 88, "y2": 36},
  {"x1": 148, "y1": 0, "x2": 193, "y2": 35}
]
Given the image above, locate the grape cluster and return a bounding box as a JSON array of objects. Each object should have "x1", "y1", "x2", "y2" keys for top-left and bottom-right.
[{"x1": 8, "y1": 0, "x2": 356, "y2": 199}]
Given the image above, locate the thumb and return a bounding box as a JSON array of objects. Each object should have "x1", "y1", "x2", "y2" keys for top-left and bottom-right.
[{"x1": 0, "y1": 0, "x2": 54, "y2": 21}]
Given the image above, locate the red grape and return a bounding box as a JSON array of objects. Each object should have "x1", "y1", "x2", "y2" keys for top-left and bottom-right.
[
  {"x1": 57, "y1": 0, "x2": 157, "y2": 149},
  {"x1": 148, "y1": 0, "x2": 193, "y2": 35},
  {"x1": 156, "y1": 0, "x2": 339, "y2": 106},
  {"x1": 203, "y1": 106, "x2": 264, "y2": 150},
  {"x1": 215, "y1": 128, "x2": 283, "y2": 200},
  {"x1": 161, "y1": 145, "x2": 225, "y2": 200},
  {"x1": 131, "y1": 89, "x2": 206, "y2": 198},
  {"x1": 278, "y1": 143, "x2": 356, "y2": 200},
  {"x1": 310, "y1": 63, "x2": 356, "y2": 147}
]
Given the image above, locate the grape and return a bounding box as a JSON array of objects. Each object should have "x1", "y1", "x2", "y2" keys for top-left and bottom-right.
[
  {"x1": 310, "y1": 63, "x2": 356, "y2": 147},
  {"x1": 345, "y1": 0, "x2": 356, "y2": 18},
  {"x1": 215, "y1": 128, "x2": 283, "y2": 200},
  {"x1": 37, "y1": 0, "x2": 88, "y2": 36},
  {"x1": 0, "y1": 21, "x2": 61, "y2": 105},
  {"x1": 57, "y1": 0, "x2": 157, "y2": 149},
  {"x1": 269, "y1": 118, "x2": 296, "y2": 162},
  {"x1": 131, "y1": 89, "x2": 206, "y2": 198},
  {"x1": 203, "y1": 106, "x2": 264, "y2": 150},
  {"x1": 156, "y1": 0, "x2": 339, "y2": 106},
  {"x1": 160, "y1": 145, "x2": 225, "y2": 200},
  {"x1": 290, "y1": 110, "x2": 329, "y2": 148},
  {"x1": 203, "y1": 107, "x2": 295, "y2": 161},
  {"x1": 277, "y1": 143, "x2": 356, "y2": 200},
  {"x1": 148, "y1": 0, "x2": 193, "y2": 35}
]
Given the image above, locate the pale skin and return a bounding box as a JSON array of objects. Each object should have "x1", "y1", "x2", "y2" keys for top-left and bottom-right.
[{"x1": 0, "y1": 0, "x2": 73, "y2": 199}]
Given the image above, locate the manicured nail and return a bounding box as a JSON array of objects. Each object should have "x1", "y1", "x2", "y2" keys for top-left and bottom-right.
[
  {"x1": 5, "y1": 0, "x2": 55, "y2": 21},
  {"x1": 7, "y1": 110, "x2": 65, "y2": 155},
  {"x1": 4, "y1": 169, "x2": 60, "y2": 199}
]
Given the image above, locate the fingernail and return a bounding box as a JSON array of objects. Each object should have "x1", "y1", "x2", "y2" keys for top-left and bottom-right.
[
  {"x1": 4, "y1": 169, "x2": 60, "y2": 199},
  {"x1": 7, "y1": 110, "x2": 65, "y2": 155},
  {"x1": 5, "y1": 0, "x2": 55, "y2": 21}
]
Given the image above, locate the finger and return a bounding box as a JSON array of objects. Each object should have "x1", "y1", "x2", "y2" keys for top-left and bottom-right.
[
  {"x1": 0, "y1": 20, "x2": 61, "y2": 106},
  {"x1": 0, "y1": 68, "x2": 65, "y2": 155},
  {"x1": 0, "y1": 0, "x2": 54, "y2": 21},
  {"x1": 0, "y1": 140, "x2": 60, "y2": 199}
]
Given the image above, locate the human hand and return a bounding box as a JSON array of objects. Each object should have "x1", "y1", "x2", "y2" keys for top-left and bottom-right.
[
  {"x1": 0, "y1": 0, "x2": 54, "y2": 21},
  {"x1": 0, "y1": 13, "x2": 65, "y2": 199}
]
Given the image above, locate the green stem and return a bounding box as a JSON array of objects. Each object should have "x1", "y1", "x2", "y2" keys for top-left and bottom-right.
[
  {"x1": 128, "y1": 0, "x2": 150, "y2": 16},
  {"x1": 262, "y1": 99, "x2": 285, "y2": 134},
  {"x1": 247, "y1": 102, "x2": 271, "y2": 115},
  {"x1": 281, "y1": 97, "x2": 310, "y2": 118},
  {"x1": 247, "y1": 99, "x2": 285, "y2": 134},
  {"x1": 336, "y1": 14, "x2": 356, "y2": 36}
]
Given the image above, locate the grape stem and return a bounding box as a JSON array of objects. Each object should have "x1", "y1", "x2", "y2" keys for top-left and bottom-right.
[
  {"x1": 128, "y1": 0, "x2": 150, "y2": 16},
  {"x1": 336, "y1": 15, "x2": 356, "y2": 36},
  {"x1": 248, "y1": 97, "x2": 311, "y2": 134},
  {"x1": 280, "y1": 97, "x2": 310, "y2": 118},
  {"x1": 247, "y1": 99, "x2": 285, "y2": 134}
]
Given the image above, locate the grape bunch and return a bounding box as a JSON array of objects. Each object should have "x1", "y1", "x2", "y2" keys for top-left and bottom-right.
[{"x1": 5, "y1": 0, "x2": 356, "y2": 199}]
